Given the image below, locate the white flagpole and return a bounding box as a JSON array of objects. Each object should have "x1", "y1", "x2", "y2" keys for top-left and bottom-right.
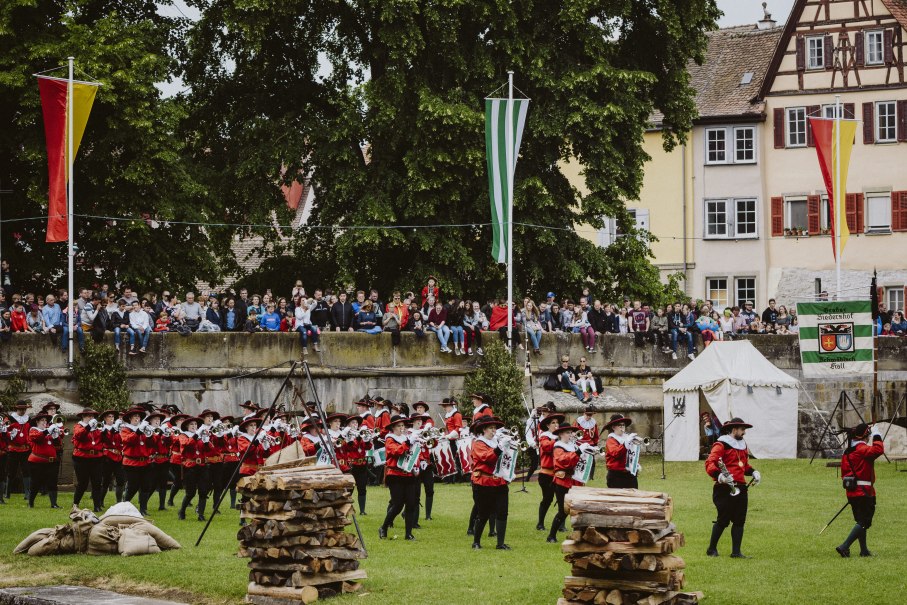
[
  {"x1": 68, "y1": 57, "x2": 75, "y2": 365},
  {"x1": 506, "y1": 71, "x2": 514, "y2": 346},
  {"x1": 834, "y1": 94, "x2": 841, "y2": 300}
]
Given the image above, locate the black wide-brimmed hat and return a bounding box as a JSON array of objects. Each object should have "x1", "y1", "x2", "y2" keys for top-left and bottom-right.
[
  {"x1": 386, "y1": 414, "x2": 409, "y2": 429},
  {"x1": 849, "y1": 423, "x2": 870, "y2": 439},
  {"x1": 553, "y1": 424, "x2": 579, "y2": 435},
  {"x1": 722, "y1": 417, "x2": 752, "y2": 431},
  {"x1": 540, "y1": 413, "x2": 565, "y2": 430},
  {"x1": 412, "y1": 401, "x2": 430, "y2": 412},
  {"x1": 604, "y1": 414, "x2": 632, "y2": 430},
  {"x1": 470, "y1": 415, "x2": 504, "y2": 435}
]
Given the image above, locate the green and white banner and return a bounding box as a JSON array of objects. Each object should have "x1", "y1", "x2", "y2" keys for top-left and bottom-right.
[
  {"x1": 485, "y1": 97, "x2": 529, "y2": 264},
  {"x1": 797, "y1": 301, "x2": 873, "y2": 377}
]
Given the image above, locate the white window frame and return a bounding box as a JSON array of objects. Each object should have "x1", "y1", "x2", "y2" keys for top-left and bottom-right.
[
  {"x1": 822, "y1": 104, "x2": 842, "y2": 119},
  {"x1": 887, "y1": 287, "x2": 905, "y2": 314},
  {"x1": 866, "y1": 30, "x2": 884, "y2": 65},
  {"x1": 786, "y1": 107, "x2": 807, "y2": 147},
  {"x1": 735, "y1": 277, "x2": 757, "y2": 309},
  {"x1": 704, "y1": 198, "x2": 758, "y2": 240},
  {"x1": 807, "y1": 36, "x2": 825, "y2": 69},
  {"x1": 705, "y1": 127, "x2": 728, "y2": 164},
  {"x1": 785, "y1": 196, "x2": 809, "y2": 233},
  {"x1": 820, "y1": 195, "x2": 832, "y2": 232},
  {"x1": 733, "y1": 126, "x2": 756, "y2": 163},
  {"x1": 865, "y1": 192, "x2": 892, "y2": 233},
  {"x1": 875, "y1": 101, "x2": 897, "y2": 143},
  {"x1": 706, "y1": 277, "x2": 729, "y2": 310}
]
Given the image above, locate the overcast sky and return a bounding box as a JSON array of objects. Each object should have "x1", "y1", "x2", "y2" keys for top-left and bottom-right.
[{"x1": 718, "y1": 0, "x2": 795, "y2": 27}]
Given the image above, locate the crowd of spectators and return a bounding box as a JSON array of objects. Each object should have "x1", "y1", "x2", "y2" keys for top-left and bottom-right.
[{"x1": 0, "y1": 270, "x2": 903, "y2": 358}]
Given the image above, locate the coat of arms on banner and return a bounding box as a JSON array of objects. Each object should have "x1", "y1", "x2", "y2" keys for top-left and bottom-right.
[{"x1": 819, "y1": 322, "x2": 854, "y2": 353}]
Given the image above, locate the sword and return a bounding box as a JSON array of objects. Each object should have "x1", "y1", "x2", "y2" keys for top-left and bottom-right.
[{"x1": 818, "y1": 502, "x2": 851, "y2": 535}]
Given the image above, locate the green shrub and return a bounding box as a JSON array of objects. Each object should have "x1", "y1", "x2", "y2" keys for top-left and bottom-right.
[
  {"x1": 461, "y1": 339, "x2": 527, "y2": 428},
  {"x1": 0, "y1": 366, "x2": 29, "y2": 411},
  {"x1": 74, "y1": 341, "x2": 130, "y2": 410}
]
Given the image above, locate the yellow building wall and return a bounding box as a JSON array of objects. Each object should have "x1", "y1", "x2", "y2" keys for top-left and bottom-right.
[{"x1": 563, "y1": 130, "x2": 693, "y2": 284}]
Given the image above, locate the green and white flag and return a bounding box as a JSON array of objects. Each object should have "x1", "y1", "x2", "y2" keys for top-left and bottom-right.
[
  {"x1": 797, "y1": 301, "x2": 873, "y2": 377},
  {"x1": 485, "y1": 97, "x2": 529, "y2": 263}
]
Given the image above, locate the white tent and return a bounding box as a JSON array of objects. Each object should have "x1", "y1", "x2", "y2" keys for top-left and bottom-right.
[{"x1": 662, "y1": 340, "x2": 800, "y2": 461}]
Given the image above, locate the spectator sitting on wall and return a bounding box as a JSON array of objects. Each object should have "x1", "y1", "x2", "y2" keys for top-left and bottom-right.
[
  {"x1": 310, "y1": 290, "x2": 331, "y2": 330},
  {"x1": 891, "y1": 311, "x2": 907, "y2": 335},
  {"x1": 26, "y1": 304, "x2": 45, "y2": 334},
  {"x1": 155, "y1": 310, "x2": 171, "y2": 332},
  {"x1": 245, "y1": 307, "x2": 263, "y2": 333},
  {"x1": 355, "y1": 300, "x2": 382, "y2": 335},
  {"x1": 179, "y1": 292, "x2": 202, "y2": 331},
  {"x1": 0, "y1": 309, "x2": 11, "y2": 342},
  {"x1": 421, "y1": 276, "x2": 439, "y2": 307},
  {"x1": 260, "y1": 303, "x2": 282, "y2": 332},
  {"x1": 761, "y1": 298, "x2": 778, "y2": 328}
]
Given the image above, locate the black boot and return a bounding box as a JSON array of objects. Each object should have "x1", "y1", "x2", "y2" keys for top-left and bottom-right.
[
  {"x1": 547, "y1": 514, "x2": 564, "y2": 543},
  {"x1": 197, "y1": 498, "x2": 207, "y2": 521},
  {"x1": 230, "y1": 489, "x2": 237, "y2": 510},
  {"x1": 837, "y1": 524, "x2": 863, "y2": 557},
  {"x1": 178, "y1": 495, "x2": 189, "y2": 520},
  {"x1": 425, "y1": 494, "x2": 433, "y2": 520},
  {"x1": 168, "y1": 484, "x2": 178, "y2": 507},
  {"x1": 23, "y1": 477, "x2": 32, "y2": 503},
  {"x1": 488, "y1": 516, "x2": 496, "y2": 538},
  {"x1": 0, "y1": 482, "x2": 6, "y2": 504},
  {"x1": 706, "y1": 522, "x2": 725, "y2": 556},
  {"x1": 158, "y1": 488, "x2": 167, "y2": 511},
  {"x1": 49, "y1": 491, "x2": 61, "y2": 509},
  {"x1": 495, "y1": 517, "x2": 510, "y2": 550},
  {"x1": 730, "y1": 524, "x2": 748, "y2": 558},
  {"x1": 537, "y1": 502, "x2": 547, "y2": 530}
]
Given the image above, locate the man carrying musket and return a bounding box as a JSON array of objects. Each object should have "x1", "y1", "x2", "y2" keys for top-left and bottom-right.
[
  {"x1": 836, "y1": 423, "x2": 884, "y2": 557},
  {"x1": 705, "y1": 417, "x2": 761, "y2": 558}
]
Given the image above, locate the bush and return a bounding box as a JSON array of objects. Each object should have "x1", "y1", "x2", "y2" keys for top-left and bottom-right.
[
  {"x1": 0, "y1": 367, "x2": 29, "y2": 411},
  {"x1": 461, "y1": 339, "x2": 527, "y2": 428},
  {"x1": 74, "y1": 341, "x2": 130, "y2": 410}
]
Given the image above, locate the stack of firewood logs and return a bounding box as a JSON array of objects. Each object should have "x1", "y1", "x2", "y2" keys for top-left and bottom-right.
[
  {"x1": 237, "y1": 460, "x2": 367, "y2": 604},
  {"x1": 557, "y1": 487, "x2": 702, "y2": 605}
]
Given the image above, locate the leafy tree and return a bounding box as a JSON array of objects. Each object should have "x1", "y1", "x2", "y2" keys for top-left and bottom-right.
[
  {"x1": 183, "y1": 0, "x2": 718, "y2": 301},
  {"x1": 462, "y1": 340, "x2": 526, "y2": 430},
  {"x1": 0, "y1": 367, "x2": 29, "y2": 411},
  {"x1": 0, "y1": 0, "x2": 238, "y2": 294},
  {"x1": 73, "y1": 340, "x2": 129, "y2": 410}
]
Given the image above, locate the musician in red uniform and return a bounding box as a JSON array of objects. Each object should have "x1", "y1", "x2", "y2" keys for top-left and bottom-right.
[
  {"x1": 326, "y1": 413, "x2": 350, "y2": 471},
  {"x1": 440, "y1": 398, "x2": 464, "y2": 484},
  {"x1": 199, "y1": 409, "x2": 224, "y2": 507},
  {"x1": 41, "y1": 402, "x2": 65, "y2": 493},
  {"x1": 299, "y1": 418, "x2": 322, "y2": 457},
  {"x1": 469, "y1": 415, "x2": 511, "y2": 550},
  {"x1": 704, "y1": 417, "x2": 760, "y2": 558},
  {"x1": 470, "y1": 392, "x2": 493, "y2": 420},
  {"x1": 27, "y1": 413, "x2": 61, "y2": 508},
  {"x1": 604, "y1": 414, "x2": 641, "y2": 489},
  {"x1": 145, "y1": 410, "x2": 170, "y2": 511},
  {"x1": 379, "y1": 414, "x2": 418, "y2": 541},
  {"x1": 343, "y1": 414, "x2": 370, "y2": 515},
  {"x1": 219, "y1": 416, "x2": 241, "y2": 510},
  {"x1": 547, "y1": 424, "x2": 591, "y2": 543},
  {"x1": 237, "y1": 417, "x2": 270, "y2": 476},
  {"x1": 409, "y1": 412, "x2": 435, "y2": 523},
  {"x1": 99, "y1": 409, "x2": 125, "y2": 506},
  {"x1": 536, "y1": 413, "x2": 564, "y2": 531},
  {"x1": 374, "y1": 399, "x2": 392, "y2": 439},
  {"x1": 412, "y1": 401, "x2": 433, "y2": 427},
  {"x1": 177, "y1": 416, "x2": 214, "y2": 521},
  {"x1": 6, "y1": 400, "x2": 32, "y2": 501},
  {"x1": 119, "y1": 408, "x2": 154, "y2": 515},
  {"x1": 525, "y1": 402, "x2": 555, "y2": 484},
  {"x1": 0, "y1": 412, "x2": 9, "y2": 504},
  {"x1": 573, "y1": 404, "x2": 600, "y2": 480},
  {"x1": 71, "y1": 408, "x2": 104, "y2": 512},
  {"x1": 355, "y1": 399, "x2": 375, "y2": 431},
  {"x1": 836, "y1": 423, "x2": 885, "y2": 558},
  {"x1": 166, "y1": 413, "x2": 188, "y2": 507},
  {"x1": 239, "y1": 400, "x2": 260, "y2": 421}
]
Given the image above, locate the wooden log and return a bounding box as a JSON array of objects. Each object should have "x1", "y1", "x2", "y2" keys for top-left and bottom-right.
[
  {"x1": 581, "y1": 527, "x2": 610, "y2": 546},
  {"x1": 567, "y1": 487, "x2": 670, "y2": 500},
  {"x1": 341, "y1": 581, "x2": 363, "y2": 594},
  {"x1": 570, "y1": 514, "x2": 671, "y2": 530},
  {"x1": 561, "y1": 533, "x2": 684, "y2": 555},
  {"x1": 563, "y1": 575, "x2": 674, "y2": 595},
  {"x1": 568, "y1": 567, "x2": 682, "y2": 589},
  {"x1": 247, "y1": 582, "x2": 319, "y2": 603},
  {"x1": 604, "y1": 589, "x2": 622, "y2": 605},
  {"x1": 275, "y1": 475, "x2": 355, "y2": 491},
  {"x1": 247, "y1": 594, "x2": 317, "y2": 605}
]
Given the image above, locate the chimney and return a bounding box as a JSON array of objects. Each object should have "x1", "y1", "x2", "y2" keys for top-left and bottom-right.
[{"x1": 758, "y1": 2, "x2": 777, "y2": 29}]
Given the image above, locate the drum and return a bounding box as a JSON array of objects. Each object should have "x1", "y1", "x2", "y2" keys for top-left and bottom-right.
[
  {"x1": 456, "y1": 435, "x2": 473, "y2": 474},
  {"x1": 431, "y1": 439, "x2": 458, "y2": 478}
]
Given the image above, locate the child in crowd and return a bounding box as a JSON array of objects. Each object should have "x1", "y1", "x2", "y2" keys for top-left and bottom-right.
[
  {"x1": 409, "y1": 311, "x2": 426, "y2": 338},
  {"x1": 154, "y1": 310, "x2": 171, "y2": 332},
  {"x1": 245, "y1": 308, "x2": 263, "y2": 333}
]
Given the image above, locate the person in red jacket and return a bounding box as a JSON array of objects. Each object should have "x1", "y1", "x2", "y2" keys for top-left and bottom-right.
[
  {"x1": 836, "y1": 422, "x2": 885, "y2": 558},
  {"x1": 547, "y1": 424, "x2": 593, "y2": 543},
  {"x1": 326, "y1": 413, "x2": 350, "y2": 471},
  {"x1": 488, "y1": 300, "x2": 521, "y2": 349},
  {"x1": 298, "y1": 418, "x2": 322, "y2": 457},
  {"x1": 218, "y1": 415, "x2": 241, "y2": 511},
  {"x1": 27, "y1": 413, "x2": 61, "y2": 508},
  {"x1": 0, "y1": 412, "x2": 8, "y2": 504},
  {"x1": 378, "y1": 415, "x2": 418, "y2": 541},
  {"x1": 468, "y1": 415, "x2": 512, "y2": 550},
  {"x1": 466, "y1": 393, "x2": 496, "y2": 537},
  {"x1": 536, "y1": 413, "x2": 564, "y2": 531},
  {"x1": 177, "y1": 416, "x2": 214, "y2": 521},
  {"x1": 71, "y1": 408, "x2": 104, "y2": 512},
  {"x1": 6, "y1": 400, "x2": 31, "y2": 501},
  {"x1": 166, "y1": 413, "x2": 188, "y2": 507},
  {"x1": 409, "y1": 412, "x2": 435, "y2": 523},
  {"x1": 704, "y1": 417, "x2": 761, "y2": 558},
  {"x1": 343, "y1": 414, "x2": 370, "y2": 515},
  {"x1": 237, "y1": 417, "x2": 270, "y2": 477},
  {"x1": 199, "y1": 409, "x2": 225, "y2": 509},
  {"x1": 145, "y1": 411, "x2": 170, "y2": 511},
  {"x1": 604, "y1": 414, "x2": 641, "y2": 489},
  {"x1": 573, "y1": 404, "x2": 600, "y2": 479},
  {"x1": 120, "y1": 408, "x2": 154, "y2": 516},
  {"x1": 374, "y1": 399, "x2": 392, "y2": 439},
  {"x1": 420, "y1": 276, "x2": 440, "y2": 307},
  {"x1": 439, "y1": 397, "x2": 464, "y2": 484},
  {"x1": 99, "y1": 409, "x2": 125, "y2": 506}
]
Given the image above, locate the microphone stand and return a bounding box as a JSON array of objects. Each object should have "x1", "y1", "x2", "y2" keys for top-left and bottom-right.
[{"x1": 657, "y1": 412, "x2": 684, "y2": 480}]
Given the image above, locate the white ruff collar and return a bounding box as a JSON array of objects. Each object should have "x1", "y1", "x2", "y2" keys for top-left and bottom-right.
[
  {"x1": 576, "y1": 415, "x2": 597, "y2": 430},
  {"x1": 473, "y1": 404, "x2": 489, "y2": 415},
  {"x1": 541, "y1": 431, "x2": 555, "y2": 440},
  {"x1": 11, "y1": 412, "x2": 29, "y2": 423},
  {"x1": 444, "y1": 408, "x2": 458, "y2": 418},
  {"x1": 476, "y1": 435, "x2": 498, "y2": 448},
  {"x1": 386, "y1": 432, "x2": 408, "y2": 444},
  {"x1": 608, "y1": 432, "x2": 630, "y2": 446},
  {"x1": 554, "y1": 440, "x2": 577, "y2": 452},
  {"x1": 359, "y1": 410, "x2": 372, "y2": 418},
  {"x1": 718, "y1": 435, "x2": 747, "y2": 450}
]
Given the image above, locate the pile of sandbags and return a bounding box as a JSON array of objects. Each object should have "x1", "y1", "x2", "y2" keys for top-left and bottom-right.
[
  {"x1": 237, "y1": 460, "x2": 367, "y2": 604},
  {"x1": 557, "y1": 488, "x2": 702, "y2": 605},
  {"x1": 14, "y1": 502, "x2": 180, "y2": 557}
]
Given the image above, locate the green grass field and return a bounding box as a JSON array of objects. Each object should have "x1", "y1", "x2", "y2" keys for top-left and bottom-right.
[{"x1": 1, "y1": 458, "x2": 905, "y2": 605}]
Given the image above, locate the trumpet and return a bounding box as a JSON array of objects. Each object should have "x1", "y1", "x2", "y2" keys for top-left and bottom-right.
[
  {"x1": 260, "y1": 433, "x2": 282, "y2": 448},
  {"x1": 50, "y1": 414, "x2": 70, "y2": 437},
  {"x1": 716, "y1": 459, "x2": 740, "y2": 496},
  {"x1": 631, "y1": 436, "x2": 652, "y2": 447},
  {"x1": 496, "y1": 426, "x2": 529, "y2": 452}
]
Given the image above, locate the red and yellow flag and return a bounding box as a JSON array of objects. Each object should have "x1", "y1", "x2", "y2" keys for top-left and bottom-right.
[
  {"x1": 37, "y1": 76, "x2": 98, "y2": 243},
  {"x1": 808, "y1": 117, "x2": 857, "y2": 259}
]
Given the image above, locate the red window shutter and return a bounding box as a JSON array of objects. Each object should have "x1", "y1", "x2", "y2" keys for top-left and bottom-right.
[
  {"x1": 771, "y1": 197, "x2": 784, "y2": 236},
  {"x1": 862, "y1": 102, "x2": 875, "y2": 144},
  {"x1": 898, "y1": 101, "x2": 907, "y2": 142},
  {"x1": 824, "y1": 35, "x2": 835, "y2": 70},
  {"x1": 773, "y1": 108, "x2": 785, "y2": 149},
  {"x1": 893, "y1": 191, "x2": 907, "y2": 232},
  {"x1": 844, "y1": 103, "x2": 855, "y2": 119},
  {"x1": 806, "y1": 106, "x2": 820, "y2": 146},
  {"x1": 856, "y1": 193, "x2": 865, "y2": 233},
  {"x1": 845, "y1": 193, "x2": 858, "y2": 232},
  {"x1": 884, "y1": 29, "x2": 894, "y2": 64},
  {"x1": 855, "y1": 31, "x2": 865, "y2": 67},
  {"x1": 807, "y1": 195, "x2": 821, "y2": 234},
  {"x1": 796, "y1": 36, "x2": 806, "y2": 71}
]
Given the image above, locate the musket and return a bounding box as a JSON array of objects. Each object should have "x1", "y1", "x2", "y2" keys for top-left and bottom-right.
[{"x1": 818, "y1": 502, "x2": 851, "y2": 535}]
